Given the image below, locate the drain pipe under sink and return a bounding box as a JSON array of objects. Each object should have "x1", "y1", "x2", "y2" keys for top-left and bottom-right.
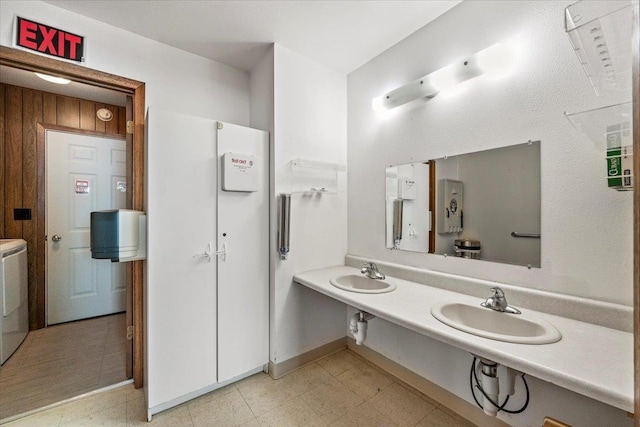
[
  {"x1": 349, "y1": 311, "x2": 375, "y2": 345},
  {"x1": 476, "y1": 357, "x2": 500, "y2": 417}
]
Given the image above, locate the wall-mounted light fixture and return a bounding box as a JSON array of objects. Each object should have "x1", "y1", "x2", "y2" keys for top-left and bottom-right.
[
  {"x1": 372, "y1": 42, "x2": 518, "y2": 112},
  {"x1": 34, "y1": 72, "x2": 71, "y2": 85}
]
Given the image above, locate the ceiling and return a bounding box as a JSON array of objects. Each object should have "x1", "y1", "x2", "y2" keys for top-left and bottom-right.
[
  {"x1": 42, "y1": 0, "x2": 462, "y2": 73},
  {"x1": 2, "y1": 1, "x2": 461, "y2": 105}
]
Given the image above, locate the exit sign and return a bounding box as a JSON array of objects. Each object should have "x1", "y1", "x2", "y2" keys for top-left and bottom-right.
[{"x1": 15, "y1": 16, "x2": 85, "y2": 62}]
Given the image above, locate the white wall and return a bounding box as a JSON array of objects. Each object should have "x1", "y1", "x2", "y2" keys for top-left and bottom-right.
[
  {"x1": 250, "y1": 47, "x2": 275, "y2": 133},
  {"x1": 434, "y1": 157, "x2": 459, "y2": 253},
  {"x1": 0, "y1": 2, "x2": 249, "y2": 123},
  {"x1": 347, "y1": 1, "x2": 632, "y2": 425},
  {"x1": 249, "y1": 47, "x2": 278, "y2": 366},
  {"x1": 270, "y1": 44, "x2": 348, "y2": 364},
  {"x1": 347, "y1": 0, "x2": 632, "y2": 306}
]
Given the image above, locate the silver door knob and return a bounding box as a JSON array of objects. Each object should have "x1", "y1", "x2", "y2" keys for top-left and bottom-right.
[{"x1": 52, "y1": 235, "x2": 62, "y2": 242}]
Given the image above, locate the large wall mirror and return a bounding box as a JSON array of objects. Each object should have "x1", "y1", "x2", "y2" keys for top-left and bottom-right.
[{"x1": 385, "y1": 141, "x2": 541, "y2": 268}]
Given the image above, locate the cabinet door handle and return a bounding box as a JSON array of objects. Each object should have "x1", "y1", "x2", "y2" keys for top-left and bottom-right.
[
  {"x1": 215, "y1": 243, "x2": 227, "y2": 261},
  {"x1": 193, "y1": 242, "x2": 213, "y2": 262}
]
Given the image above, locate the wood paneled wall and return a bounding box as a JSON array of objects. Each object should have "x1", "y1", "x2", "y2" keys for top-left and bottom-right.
[{"x1": 0, "y1": 83, "x2": 126, "y2": 330}]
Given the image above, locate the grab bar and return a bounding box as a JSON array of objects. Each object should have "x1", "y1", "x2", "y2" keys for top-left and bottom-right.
[{"x1": 511, "y1": 232, "x2": 540, "y2": 238}]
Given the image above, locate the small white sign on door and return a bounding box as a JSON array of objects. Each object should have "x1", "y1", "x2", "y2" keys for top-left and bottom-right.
[
  {"x1": 222, "y1": 152, "x2": 258, "y2": 192},
  {"x1": 75, "y1": 180, "x2": 90, "y2": 194}
]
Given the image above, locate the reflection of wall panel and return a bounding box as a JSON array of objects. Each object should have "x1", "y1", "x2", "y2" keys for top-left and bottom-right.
[
  {"x1": 0, "y1": 82, "x2": 125, "y2": 329},
  {"x1": 457, "y1": 142, "x2": 541, "y2": 267},
  {"x1": 386, "y1": 163, "x2": 430, "y2": 252},
  {"x1": 434, "y1": 157, "x2": 459, "y2": 254}
]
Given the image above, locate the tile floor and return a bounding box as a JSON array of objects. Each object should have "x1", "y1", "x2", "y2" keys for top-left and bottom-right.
[
  {"x1": 0, "y1": 313, "x2": 128, "y2": 420},
  {"x1": 4, "y1": 348, "x2": 475, "y2": 427}
]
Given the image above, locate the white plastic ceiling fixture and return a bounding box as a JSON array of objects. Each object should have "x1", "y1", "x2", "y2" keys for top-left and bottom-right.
[
  {"x1": 96, "y1": 108, "x2": 114, "y2": 121},
  {"x1": 42, "y1": 1, "x2": 462, "y2": 73},
  {"x1": 35, "y1": 72, "x2": 71, "y2": 85}
]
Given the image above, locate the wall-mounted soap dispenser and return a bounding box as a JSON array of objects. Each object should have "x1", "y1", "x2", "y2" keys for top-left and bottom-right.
[
  {"x1": 90, "y1": 209, "x2": 147, "y2": 262},
  {"x1": 437, "y1": 179, "x2": 463, "y2": 234}
]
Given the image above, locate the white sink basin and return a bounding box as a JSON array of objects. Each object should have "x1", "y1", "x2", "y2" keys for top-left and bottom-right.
[
  {"x1": 431, "y1": 301, "x2": 561, "y2": 344},
  {"x1": 330, "y1": 275, "x2": 397, "y2": 294}
]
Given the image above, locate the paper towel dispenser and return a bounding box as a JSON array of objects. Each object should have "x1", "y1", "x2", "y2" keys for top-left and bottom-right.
[{"x1": 90, "y1": 209, "x2": 147, "y2": 262}]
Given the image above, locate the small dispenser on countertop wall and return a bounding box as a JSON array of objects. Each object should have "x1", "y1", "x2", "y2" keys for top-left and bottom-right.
[{"x1": 90, "y1": 209, "x2": 147, "y2": 262}]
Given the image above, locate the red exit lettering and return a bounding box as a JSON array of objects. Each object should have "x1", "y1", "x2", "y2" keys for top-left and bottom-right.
[{"x1": 16, "y1": 17, "x2": 85, "y2": 62}]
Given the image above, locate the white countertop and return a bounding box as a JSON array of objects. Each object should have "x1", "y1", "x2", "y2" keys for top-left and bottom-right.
[{"x1": 294, "y1": 265, "x2": 634, "y2": 412}]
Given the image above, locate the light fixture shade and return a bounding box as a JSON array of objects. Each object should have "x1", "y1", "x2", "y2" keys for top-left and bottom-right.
[
  {"x1": 430, "y1": 64, "x2": 458, "y2": 93},
  {"x1": 34, "y1": 72, "x2": 71, "y2": 85},
  {"x1": 475, "y1": 43, "x2": 518, "y2": 80},
  {"x1": 379, "y1": 77, "x2": 439, "y2": 110},
  {"x1": 372, "y1": 39, "x2": 518, "y2": 112}
]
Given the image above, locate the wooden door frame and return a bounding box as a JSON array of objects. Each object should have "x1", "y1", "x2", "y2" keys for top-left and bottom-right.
[
  {"x1": 633, "y1": 1, "x2": 639, "y2": 424},
  {"x1": 1, "y1": 45, "x2": 146, "y2": 388},
  {"x1": 427, "y1": 160, "x2": 435, "y2": 253}
]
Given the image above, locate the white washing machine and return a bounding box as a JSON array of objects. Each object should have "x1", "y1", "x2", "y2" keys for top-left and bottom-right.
[{"x1": 0, "y1": 239, "x2": 29, "y2": 365}]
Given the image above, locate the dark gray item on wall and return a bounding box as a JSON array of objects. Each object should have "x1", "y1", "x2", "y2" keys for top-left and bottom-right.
[
  {"x1": 90, "y1": 209, "x2": 147, "y2": 262},
  {"x1": 277, "y1": 194, "x2": 291, "y2": 260}
]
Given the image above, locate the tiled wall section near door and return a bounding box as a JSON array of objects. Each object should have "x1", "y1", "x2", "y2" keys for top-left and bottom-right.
[{"x1": 0, "y1": 83, "x2": 126, "y2": 329}]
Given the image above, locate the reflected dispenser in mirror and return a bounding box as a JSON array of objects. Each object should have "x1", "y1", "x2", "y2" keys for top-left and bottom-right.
[
  {"x1": 90, "y1": 209, "x2": 147, "y2": 262},
  {"x1": 437, "y1": 179, "x2": 463, "y2": 234}
]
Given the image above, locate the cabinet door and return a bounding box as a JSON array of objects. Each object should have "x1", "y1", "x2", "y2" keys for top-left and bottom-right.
[
  {"x1": 146, "y1": 108, "x2": 218, "y2": 411},
  {"x1": 216, "y1": 122, "x2": 269, "y2": 383}
]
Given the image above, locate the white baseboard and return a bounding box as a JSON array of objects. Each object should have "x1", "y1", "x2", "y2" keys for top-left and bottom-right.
[
  {"x1": 347, "y1": 338, "x2": 510, "y2": 427},
  {"x1": 268, "y1": 337, "x2": 347, "y2": 379}
]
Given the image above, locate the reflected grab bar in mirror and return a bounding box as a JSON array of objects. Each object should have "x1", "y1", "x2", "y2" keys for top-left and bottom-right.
[{"x1": 511, "y1": 232, "x2": 540, "y2": 238}]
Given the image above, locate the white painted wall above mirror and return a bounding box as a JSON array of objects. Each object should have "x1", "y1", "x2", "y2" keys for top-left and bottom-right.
[
  {"x1": 386, "y1": 141, "x2": 541, "y2": 268},
  {"x1": 348, "y1": 0, "x2": 633, "y2": 306}
]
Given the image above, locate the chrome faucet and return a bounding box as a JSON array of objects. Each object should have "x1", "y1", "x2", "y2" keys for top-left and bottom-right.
[
  {"x1": 480, "y1": 287, "x2": 521, "y2": 314},
  {"x1": 361, "y1": 262, "x2": 385, "y2": 280}
]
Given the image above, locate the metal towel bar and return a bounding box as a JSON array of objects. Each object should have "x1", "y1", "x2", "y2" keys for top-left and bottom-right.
[{"x1": 511, "y1": 232, "x2": 540, "y2": 238}]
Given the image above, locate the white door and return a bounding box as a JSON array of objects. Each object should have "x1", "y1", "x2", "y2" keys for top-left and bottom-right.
[
  {"x1": 146, "y1": 109, "x2": 218, "y2": 412},
  {"x1": 46, "y1": 131, "x2": 126, "y2": 325},
  {"x1": 217, "y1": 122, "x2": 269, "y2": 383}
]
